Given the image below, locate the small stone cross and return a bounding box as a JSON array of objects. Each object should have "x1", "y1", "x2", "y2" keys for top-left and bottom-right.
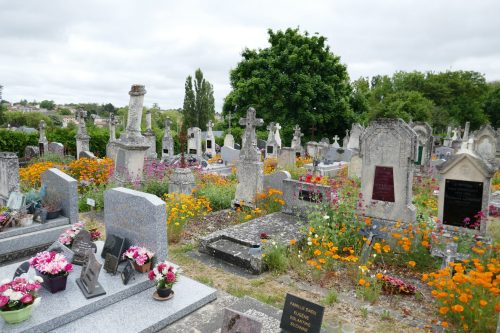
[
  {"x1": 207, "y1": 120, "x2": 214, "y2": 130},
  {"x1": 274, "y1": 123, "x2": 282, "y2": 131},
  {"x1": 359, "y1": 220, "x2": 388, "y2": 264},
  {"x1": 431, "y1": 242, "x2": 469, "y2": 269},
  {"x1": 332, "y1": 135, "x2": 340, "y2": 143},
  {"x1": 309, "y1": 124, "x2": 317, "y2": 140}
]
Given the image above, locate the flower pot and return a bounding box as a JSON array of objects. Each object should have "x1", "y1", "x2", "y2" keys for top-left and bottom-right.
[
  {"x1": 45, "y1": 209, "x2": 61, "y2": 220},
  {"x1": 0, "y1": 304, "x2": 34, "y2": 324},
  {"x1": 133, "y1": 261, "x2": 152, "y2": 273},
  {"x1": 19, "y1": 215, "x2": 34, "y2": 227},
  {"x1": 37, "y1": 272, "x2": 68, "y2": 294},
  {"x1": 156, "y1": 287, "x2": 172, "y2": 298}
]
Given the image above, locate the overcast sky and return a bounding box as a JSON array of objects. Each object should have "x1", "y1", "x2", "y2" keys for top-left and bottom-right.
[{"x1": 1, "y1": 0, "x2": 499, "y2": 111}]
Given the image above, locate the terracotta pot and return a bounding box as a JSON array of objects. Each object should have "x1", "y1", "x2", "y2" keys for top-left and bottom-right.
[
  {"x1": 37, "y1": 272, "x2": 68, "y2": 294},
  {"x1": 133, "y1": 261, "x2": 152, "y2": 273},
  {"x1": 156, "y1": 287, "x2": 172, "y2": 298},
  {"x1": 0, "y1": 304, "x2": 34, "y2": 324}
]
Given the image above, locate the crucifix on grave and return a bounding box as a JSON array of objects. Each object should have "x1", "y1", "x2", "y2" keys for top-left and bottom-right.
[
  {"x1": 309, "y1": 124, "x2": 317, "y2": 141},
  {"x1": 226, "y1": 106, "x2": 236, "y2": 133},
  {"x1": 239, "y1": 107, "x2": 264, "y2": 161},
  {"x1": 359, "y1": 220, "x2": 388, "y2": 264},
  {"x1": 431, "y1": 241, "x2": 469, "y2": 269}
]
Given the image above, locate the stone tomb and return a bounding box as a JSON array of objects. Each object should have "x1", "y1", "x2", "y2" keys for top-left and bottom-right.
[
  {"x1": 410, "y1": 121, "x2": 433, "y2": 169},
  {"x1": 187, "y1": 127, "x2": 202, "y2": 158},
  {"x1": 0, "y1": 152, "x2": 19, "y2": 205},
  {"x1": 437, "y1": 152, "x2": 495, "y2": 234},
  {"x1": 104, "y1": 187, "x2": 167, "y2": 260},
  {"x1": 359, "y1": 119, "x2": 417, "y2": 224}
]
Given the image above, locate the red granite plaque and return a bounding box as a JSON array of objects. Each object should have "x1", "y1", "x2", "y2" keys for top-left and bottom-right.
[{"x1": 372, "y1": 166, "x2": 395, "y2": 202}]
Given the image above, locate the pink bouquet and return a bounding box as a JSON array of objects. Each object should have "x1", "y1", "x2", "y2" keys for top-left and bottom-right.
[
  {"x1": 29, "y1": 251, "x2": 73, "y2": 278},
  {"x1": 123, "y1": 246, "x2": 154, "y2": 266},
  {"x1": 381, "y1": 275, "x2": 416, "y2": 295},
  {"x1": 0, "y1": 277, "x2": 42, "y2": 311},
  {"x1": 58, "y1": 222, "x2": 101, "y2": 246},
  {"x1": 148, "y1": 261, "x2": 178, "y2": 289}
]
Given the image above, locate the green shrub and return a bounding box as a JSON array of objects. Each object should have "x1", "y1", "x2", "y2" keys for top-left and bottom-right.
[
  {"x1": 141, "y1": 178, "x2": 170, "y2": 198},
  {"x1": 31, "y1": 152, "x2": 74, "y2": 165},
  {"x1": 78, "y1": 184, "x2": 109, "y2": 212},
  {"x1": 196, "y1": 182, "x2": 236, "y2": 211},
  {"x1": 323, "y1": 289, "x2": 339, "y2": 305},
  {"x1": 263, "y1": 244, "x2": 289, "y2": 273},
  {"x1": 0, "y1": 130, "x2": 38, "y2": 156}
]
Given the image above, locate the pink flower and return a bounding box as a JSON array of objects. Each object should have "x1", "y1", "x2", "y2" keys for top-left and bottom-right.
[
  {"x1": 0, "y1": 295, "x2": 9, "y2": 307},
  {"x1": 0, "y1": 284, "x2": 10, "y2": 292},
  {"x1": 166, "y1": 271, "x2": 176, "y2": 283},
  {"x1": 148, "y1": 270, "x2": 155, "y2": 280},
  {"x1": 20, "y1": 294, "x2": 33, "y2": 304},
  {"x1": 64, "y1": 263, "x2": 73, "y2": 272}
]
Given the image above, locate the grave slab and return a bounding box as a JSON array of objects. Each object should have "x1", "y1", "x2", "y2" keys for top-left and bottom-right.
[
  {"x1": 199, "y1": 212, "x2": 303, "y2": 274},
  {"x1": 0, "y1": 241, "x2": 153, "y2": 333}
]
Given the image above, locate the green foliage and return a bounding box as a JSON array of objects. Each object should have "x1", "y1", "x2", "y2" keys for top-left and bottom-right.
[
  {"x1": 183, "y1": 69, "x2": 215, "y2": 130},
  {"x1": 196, "y1": 182, "x2": 236, "y2": 211},
  {"x1": 0, "y1": 129, "x2": 37, "y2": 156},
  {"x1": 78, "y1": 184, "x2": 108, "y2": 212},
  {"x1": 263, "y1": 244, "x2": 289, "y2": 273},
  {"x1": 323, "y1": 289, "x2": 339, "y2": 305},
  {"x1": 57, "y1": 108, "x2": 73, "y2": 116},
  {"x1": 483, "y1": 82, "x2": 500, "y2": 128},
  {"x1": 140, "y1": 178, "x2": 169, "y2": 198},
  {"x1": 224, "y1": 28, "x2": 353, "y2": 143},
  {"x1": 31, "y1": 152, "x2": 74, "y2": 165},
  {"x1": 40, "y1": 100, "x2": 55, "y2": 110},
  {"x1": 3, "y1": 111, "x2": 53, "y2": 128},
  {"x1": 0, "y1": 103, "x2": 6, "y2": 125},
  {"x1": 368, "y1": 91, "x2": 435, "y2": 123},
  {"x1": 356, "y1": 276, "x2": 382, "y2": 303}
]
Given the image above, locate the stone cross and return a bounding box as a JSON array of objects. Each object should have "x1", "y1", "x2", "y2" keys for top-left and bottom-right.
[
  {"x1": 207, "y1": 120, "x2": 214, "y2": 131},
  {"x1": 309, "y1": 124, "x2": 317, "y2": 140},
  {"x1": 38, "y1": 120, "x2": 47, "y2": 142},
  {"x1": 109, "y1": 113, "x2": 117, "y2": 142},
  {"x1": 332, "y1": 135, "x2": 340, "y2": 148},
  {"x1": 446, "y1": 126, "x2": 452, "y2": 138},
  {"x1": 164, "y1": 118, "x2": 172, "y2": 134},
  {"x1": 239, "y1": 107, "x2": 264, "y2": 161},
  {"x1": 359, "y1": 220, "x2": 388, "y2": 263},
  {"x1": 431, "y1": 242, "x2": 469, "y2": 269},
  {"x1": 226, "y1": 106, "x2": 235, "y2": 132},
  {"x1": 463, "y1": 121, "x2": 470, "y2": 141}
]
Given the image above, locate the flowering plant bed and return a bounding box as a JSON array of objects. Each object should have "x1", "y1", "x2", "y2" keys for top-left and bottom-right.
[
  {"x1": 58, "y1": 222, "x2": 101, "y2": 247},
  {"x1": 148, "y1": 261, "x2": 178, "y2": 289}
]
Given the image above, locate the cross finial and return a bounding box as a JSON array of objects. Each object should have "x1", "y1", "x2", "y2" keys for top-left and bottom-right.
[
  {"x1": 333, "y1": 135, "x2": 339, "y2": 142},
  {"x1": 207, "y1": 120, "x2": 214, "y2": 129},
  {"x1": 309, "y1": 124, "x2": 317, "y2": 140}
]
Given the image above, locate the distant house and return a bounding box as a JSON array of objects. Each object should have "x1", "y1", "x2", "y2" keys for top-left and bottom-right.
[
  {"x1": 9, "y1": 104, "x2": 39, "y2": 112},
  {"x1": 92, "y1": 115, "x2": 109, "y2": 128},
  {"x1": 62, "y1": 116, "x2": 79, "y2": 128}
]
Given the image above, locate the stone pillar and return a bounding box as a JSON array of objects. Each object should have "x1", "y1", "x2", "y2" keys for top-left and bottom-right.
[
  {"x1": 106, "y1": 113, "x2": 118, "y2": 160},
  {"x1": 75, "y1": 110, "x2": 90, "y2": 158},
  {"x1": 205, "y1": 120, "x2": 216, "y2": 157},
  {"x1": 114, "y1": 85, "x2": 150, "y2": 182},
  {"x1": 0, "y1": 152, "x2": 19, "y2": 205},
  {"x1": 161, "y1": 118, "x2": 174, "y2": 160},
  {"x1": 38, "y1": 120, "x2": 48, "y2": 155},
  {"x1": 143, "y1": 110, "x2": 157, "y2": 159}
]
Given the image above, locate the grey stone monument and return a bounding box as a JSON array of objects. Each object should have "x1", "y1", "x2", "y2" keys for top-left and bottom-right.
[
  {"x1": 278, "y1": 147, "x2": 296, "y2": 168},
  {"x1": 41, "y1": 168, "x2": 79, "y2": 224},
  {"x1": 0, "y1": 152, "x2": 19, "y2": 205},
  {"x1": 168, "y1": 168, "x2": 196, "y2": 195},
  {"x1": 104, "y1": 187, "x2": 167, "y2": 260},
  {"x1": 114, "y1": 85, "x2": 150, "y2": 182},
  {"x1": 205, "y1": 120, "x2": 216, "y2": 157},
  {"x1": 265, "y1": 122, "x2": 280, "y2": 159},
  {"x1": 359, "y1": 119, "x2": 417, "y2": 224},
  {"x1": 75, "y1": 110, "x2": 90, "y2": 158},
  {"x1": 233, "y1": 107, "x2": 264, "y2": 207},
  {"x1": 290, "y1": 124, "x2": 304, "y2": 151},
  {"x1": 473, "y1": 124, "x2": 497, "y2": 165},
  {"x1": 161, "y1": 118, "x2": 174, "y2": 160},
  {"x1": 48, "y1": 142, "x2": 64, "y2": 156},
  {"x1": 187, "y1": 127, "x2": 202, "y2": 158},
  {"x1": 143, "y1": 110, "x2": 157, "y2": 159},
  {"x1": 410, "y1": 121, "x2": 433, "y2": 170},
  {"x1": 221, "y1": 146, "x2": 240, "y2": 165},
  {"x1": 38, "y1": 120, "x2": 49, "y2": 155},
  {"x1": 106, "y1": 113, "x2": 119, "y2": 161}
]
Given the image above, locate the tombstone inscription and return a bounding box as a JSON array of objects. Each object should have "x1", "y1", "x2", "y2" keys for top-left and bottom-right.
[
  {"x1": 280, "y1": 293, "x2": 324, "y2": 333},
  {"x1": 72, "y1": 230, "x2": 97, "y2": 265},
  {"x1": 121, "y1": 261, "x2": 135, "y2": 285},
  {"x1": 104, "y1": 253, "x2": 120, "y2": 275},
  {"x1": 76, "y1": 251, "x2": 106, "y2": 299},
  {"x1": 372, "y1": 166, "x2": 395, "y2": 202},
  {"x1": 443, "y1": 179, "x2": 483, "y2": 228}
]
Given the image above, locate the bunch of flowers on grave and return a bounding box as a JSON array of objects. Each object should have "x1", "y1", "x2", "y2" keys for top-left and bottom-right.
[
  {"x1": 123, "y1": 246, "x2": 154, "y2": 273},
  {"x1": 57, "y1": 222, "x2": 101, "y2": 247},
  {"x1": 0, "y1": 276, "x2": 42, "y2": 324},
  {"x1": 148, "y1": 261, "x2": 178, "y2": 298},
  {"x1": 299, "y1": 173, "x2": 329, "y2": 185},
  {"x1": 295, "y1": 156, "x2": 312, "y2": 168},
  {"x1": 29, "y1": 251, "x2": 73, "y2": 293},
  {"x1": 379, "y1": 274, "x2": 416, "y2": 295},
  {"x1": 207, "y1": 154, "x2": 222, "y2": 165}
]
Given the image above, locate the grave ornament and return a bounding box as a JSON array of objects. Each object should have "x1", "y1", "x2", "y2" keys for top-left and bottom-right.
[
  {"x1": 13, "y1": 262, "x2": 30, "y2": 279},
  {"x1": 76, "y1": 251, "x2": 106, "y2": 299},
  {"x1": 72, "y1": 230, "x2": 97, "y2": 265}
]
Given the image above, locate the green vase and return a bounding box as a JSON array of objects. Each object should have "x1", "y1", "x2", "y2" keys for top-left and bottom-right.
[{"x1": 0, "y1": 304, "x2": 34, "y2": 324}]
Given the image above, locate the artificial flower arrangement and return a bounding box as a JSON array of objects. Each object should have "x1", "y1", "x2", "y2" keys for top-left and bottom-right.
[
  {"x1": 0, "y1": 276, "x2": 42, "y2": 324},
  {"x1": 380, "y1": 274, "x2": 416, "y2": 295},
  {"x1": 122, "y1": 246, "x2": 155, "y2": 273},
  {"x1": 29, "y1": 251, "x2": 73, "y2": 293},
  {"x1": 148, "y1": 261, "x2": 178, "y2": 299},
  {"x1": 58, "y1": 222, "x2": 101, "y2": 247}
]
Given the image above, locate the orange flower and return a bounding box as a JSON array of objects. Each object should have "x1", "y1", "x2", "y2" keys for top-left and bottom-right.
[
  {"x1": 383, "y1": 245, "x2": 391, "y2": 253},
  {"x1": 376, "y1": 273, "x2": 383, "y2": 280},
  {"x1": 408, "y1": 261, "x2": 416, "y2": 267},
  {"x1": 452, "y1": 304, "x2": 464, "y2": 312},
  {"x1": 314, "y1": 249, "x2": 322, "y2": 256},
  {"x1": 441, "y1": 322, "x2": 448, "y2": 328},
  {"x1": 480, "y1": 300, "x2": 488, "y2": 307},
  {"x1": 289, "y1": 239, "x2": 296, "y2": 246},
  {"x1": 439, "y1": 307, "x2": 449, "y2": 315},
  {"x1": 359, "y1": 279, "x2": 366, "y2": 286}
]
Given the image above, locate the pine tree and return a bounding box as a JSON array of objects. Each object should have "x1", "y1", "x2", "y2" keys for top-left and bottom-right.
[{"x1": 182, "y1": 76, "x2": 196, "y2": 128}]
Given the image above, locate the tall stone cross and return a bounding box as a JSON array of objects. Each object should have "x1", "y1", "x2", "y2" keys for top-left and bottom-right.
[
  {"x1": 109, "y1": 113, "x2": 117, "y2": 141},
  {"x1": 164, "y1": 118, "x2": 172, "y2": 134},
  {"x1": 309, "y1": 124, "x2": 317, "y2": 141},
  {"x1": 226, "y1": 106, "x2": 235, "y2": 132},
  {"x1": 239, "y1": 107, "x2": 264, "y2": 161},
  {"x1": 38, "y1": 120, "x2": 47, "y2": 141},
  {"x1": 207, "y1": 120, "x2": 214, "y2": 131}
]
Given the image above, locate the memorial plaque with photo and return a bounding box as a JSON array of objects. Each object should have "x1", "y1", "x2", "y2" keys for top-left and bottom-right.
[
  {"x1": 47, "y1": 241, "x2": 74, "y2": 263},
  {"x1": 372, "y1": 166, "x2": 395, "y2": 202},
  {"x1": 101, "y1": 234, "x2": 126, "y2": 260},
  {"x1": 443, "y1": 179, "x2": 483, "y2": 228},
  {"x1": 76, "y1": 252, "x2": 106, "y2": 299},
  {"x1": 13, "y1": 262, "x2": 30, "y2": 279},
  {"x1": 121, "y1": 261, "x2": 134, "y2": 285},
  {"x1": 267, "y1": 146, "x2": 273, "y2": 154},
  {"x1": 221, "y1": 308, "x2": 262, "y2": 333},
  {"x1": 207, "y1": 140, "x2": 212, "y2": 149},
  {"x1": 72, "y1": 230, "x2": 97, "y2": 265},
  {"x1": 104, "y1": 253, "x2": 119, "y2": 275},
  {"x1": 280, "y1": 293, "x2": 324, "y2": 333}
]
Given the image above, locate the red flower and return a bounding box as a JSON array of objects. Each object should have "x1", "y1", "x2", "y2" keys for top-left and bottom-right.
[
  {"x1": 148, "y1": 270, "x2": 155, "y2": 280},
  {"x1": 0, "y1": 295, "x2": 8, "y2": 307},
  {"x1": 166, "y1": 271, "x2": 176, "y2": 283},
  {"x1": 64, "y1": 263, "x2": 73, "y2": 272}
]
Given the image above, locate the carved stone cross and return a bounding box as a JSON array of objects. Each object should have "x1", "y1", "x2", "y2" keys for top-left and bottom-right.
[
  {"x1": 239, "y1": 107, "x2": 264, "y2": 161},
  {"x1": 207, "y1": 120, "x2": 214, "y2": 130}
]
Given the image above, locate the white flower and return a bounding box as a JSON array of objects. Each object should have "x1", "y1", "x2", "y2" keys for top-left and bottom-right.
[
  {"x1": 307, "y1": 242, "x2": 312, "y2": 246},
  {"x1": 33, "y1": 276, "x2": 43, "y2": 283},
  {"x1": 9, "y1": 291, "x2": 23, "y2": 301},
  {"x1": 3, "y1": 289, "x2": 13, "y2": 297},
  {"x1": 315, "y1": 234, "x2": 318, "y2": 238},
  {"x1": 323, "y1": 215, "x2": 329, "y2": 220}
]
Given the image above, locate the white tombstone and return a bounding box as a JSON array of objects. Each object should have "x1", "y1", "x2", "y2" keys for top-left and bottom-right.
[
  {"x1": 187, "y1": 127, "x2": 202, "y2": 158},
  {"x1": 473, "y1": 124, "x2": 497, "y2": 165},
  {"x1": 223, "y1": 133, "x2": 235, "y2": 149},
  {"x1": 0, "y1": 152, "x2": 19, "y2": 205},
  {"x1": 291, "y1": 125, "x2": 304, "y2": 151},
  {"x1": 331, "y1": 135, "x2": 340, "y2": 149},
  {"x1": 161, "y1": 118, "x2": 174, "y2": 160},
  {"x1": 205, "y1": 120, "x2": 216, "y2": 157},
  {"x1": 265, "y1": 122, "x2": 280, "y2": 159},
  {"x1": 410, "y1": 121, "x2": 433, "y2": 170},
  {"x1": 359, "y1": 119, "x2": 417, "y2": 224}
]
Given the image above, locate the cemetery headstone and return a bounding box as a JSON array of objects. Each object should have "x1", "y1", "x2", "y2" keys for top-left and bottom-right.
[
  {"x1": 0, "y1": 152, "x2": 20, "y2": 205},
  {"x1": 264, "y1": 170, "x2": 291, "y2": 193},
  {"x1": 143, "y1": 110, "x2": 157, "y2": 159},
  {"x1": 41, "y1": 168, "x2": 78, "y2": 223},
  {"x1": 24, "y1": 146, "x2": 39, "y2": 161},
  {"x1": 347, "y1": 123, "x2": 364, "y2": 151},
  {"x1": 278, "y1": 147, "x2": 296, "y2": 168},
  {"x1": 48, "y1": 142, "x2": 65, "y2": 156},
  {"x1": 473, "y1": 124, "x2": 497, "y2": 164},
  {"x1": 121, "y1": 261, "x2": 135, "y2": 285},
  {"x1": 221, "y1": 308, "x2": 262, "y2": 333},
  {"x1": 280, "y1": 293, "x2": 324, "y2": 333},
  {"x1": 410, "y1": 121, "x2": 433, "y2": 169},
  {"x1": 75, "y1": 111, "x2": 90, "y2": 158},
  {"x1": 221, "y1": 146, "x2": 240, "y2": 165},
  {"x1": 187, "y1": 127, "x2": 202, "y2": 157},
  {"x1": 359, "y1": 119, "x2": 417, "y2": 224},
  {"x1": 104, "y1": 187, "x2": 167, "y2": 260},
  {"x1": 161, "y1": 118, "x2": 175, "y2": 160},
  {"x1": 205, "y1": 120, "x2": 217, "y2": 157},
  {"x1": 38, "y1": 120, "x2": 49, "y2": 154},
  {"x1": 101, "y1": 233, "x2": 127, "y2": 261},
  {"x1": 72, "y1": 229, "x2": 97, "y2": 265},
  {"x1": 437, "y1": 152, "x2": 495, "y2": 234},
  {"x1": 13, "y1": 262, "x2": 30, "y2": 279},
  {"x1": 331, "y1": 135, "x2": 340, "y2": 148},
  {"x1": 291, "y1": 125, "x2": 304, "y2": 150},
  {"x1": 104, "y1": 253, "x2": 120, "y2": 275},
  {"x1": 223, "y1": 133, "x2": 235, "y2": 149},
  {"x1": 76, "y1": 251, "x2": 106, "y2": 299}
]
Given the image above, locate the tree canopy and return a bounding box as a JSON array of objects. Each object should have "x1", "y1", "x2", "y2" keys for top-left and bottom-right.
[
  {"x1": 223, "y1": 28, "x2": 354, "y2": 142},
  {"x1": 182, "y1": 69, "x2": 215, "y2": 131}
]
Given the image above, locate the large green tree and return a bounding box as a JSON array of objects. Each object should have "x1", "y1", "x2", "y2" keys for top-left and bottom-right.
[
  {"x1": 223, "y1": 28, "x2": 354, "y2": 142},
  {"x1": 40, "y1": 100, "x2": 55, "y2": 110},
  {"x1": 182, "y1": 69, "x2": 215, "y2": 130},
  {"x1": 483, "y1": 82, "x2": 500, "y2": 128}
]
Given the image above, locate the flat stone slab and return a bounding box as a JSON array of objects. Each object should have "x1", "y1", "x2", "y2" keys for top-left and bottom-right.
[
  {"x1": 0, "y1": 241, "x2": 152, "y2": 333},
  {"x1": 52, "y1": 276, "x2": 217, "y2": 333},
  {"x1": 0, "y1": 217, "x2": 69, "y2": 240},
  {"x1": 199, "y1": 213, "x2": 303, "y2": 274}
]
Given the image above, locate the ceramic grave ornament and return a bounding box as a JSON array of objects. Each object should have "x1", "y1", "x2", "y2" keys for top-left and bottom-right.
[
  {"x1": 359, "y1": 119, "x2": 417, "y2": 224},
  {"x1": 205, "y1": 120, "x2": 216, "y2": 157},
  {"x1": 161, "y1": 118, "x2": 174, "y2": 160},
  {"x1": 233, "y1": 107, "x2": 264, "y2": 207}
]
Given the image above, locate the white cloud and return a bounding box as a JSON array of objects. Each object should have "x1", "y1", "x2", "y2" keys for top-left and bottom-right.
[{"x1": 0, "y1": 0, "x2": 499, "y2": 110}]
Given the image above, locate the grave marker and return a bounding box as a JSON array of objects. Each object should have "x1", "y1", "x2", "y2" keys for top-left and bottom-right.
[
  {"x1": 104, "y1": 253, "x2": 120, "y2": 275},
  {"x1": 72, "y1": 230, "x2": 97, "y2": 265},
  {"x1": 121, "y1": 261, "x2": 134, "y2": 285},
  {"x1": 221, "y1": 308, "x2": 262, "y2": 333},
  {"x1": 280, "y1": 293, "x2": 324, "y2": 333},
  {"x1": 76, "y1": 251, "x2": 106, "y2": 299},
  {"x1": 101, "y1": 234, "x2": 127, "y2": 261}
]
